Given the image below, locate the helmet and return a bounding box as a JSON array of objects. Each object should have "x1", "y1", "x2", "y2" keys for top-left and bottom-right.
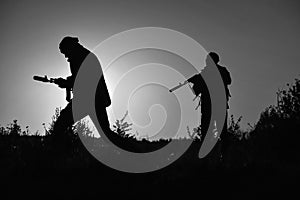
[
  {"x1": 208, "y1": 52, "x2": 220, "y2": 64},
  {"x1": 59, "y1": 36, "x2": 79, "y2": 54}
]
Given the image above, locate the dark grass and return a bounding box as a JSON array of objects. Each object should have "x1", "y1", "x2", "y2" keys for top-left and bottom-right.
[{"x1": 1, "y1": 77, "x2": 300, "y2": 198}]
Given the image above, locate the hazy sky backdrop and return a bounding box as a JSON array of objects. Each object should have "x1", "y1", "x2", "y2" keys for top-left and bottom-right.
[{"x1": 0, "y1": 0, "x2": 299, "y2": 136}]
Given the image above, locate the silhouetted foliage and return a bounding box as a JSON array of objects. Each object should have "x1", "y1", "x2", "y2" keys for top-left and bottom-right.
[
  {"x1": 112, "y1": 110, "x2": 134, "y2": 138},
  {"x1": 48, "y1": 107, "x2": 61, "y2": 134},
  {"x1": 186, "y1": 125, "x2": 201, "y2": 140},
  {"x1": 0, "y1": 76, "x2": 299, "y2": 196},
  {"x1": 6, "y1": 119, "x2": 21, "y2": 137},
  {"x1": 251, "y1": 77, "x2": 300, "y2": 168}
]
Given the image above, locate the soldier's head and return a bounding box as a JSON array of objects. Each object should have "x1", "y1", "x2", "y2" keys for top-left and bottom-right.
[
  {"x1": 59, "y1": 36, "x2": 80, "y2": 59},
  {"x1": 206, "y1": 52, "x2": 220, "y2": 65}
]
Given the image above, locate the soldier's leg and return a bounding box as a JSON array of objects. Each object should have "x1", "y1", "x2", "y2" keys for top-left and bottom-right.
[
  {"x1": 220, "y1": 112, "x2": 229, "y2": 165},
  {"x1": 95, "y1": 105, "x2": 116, "y2": 144},
  {"x1": 199, "y1": 99, "x2": 212, "y2": 169},
  {"x1": 200, "y1": 99, "x2": 212, "y2": 142},
  {"x1": 53, "y1": 102, "x2": 74, "y2": 135},
  {"x1": 208, "y1": 112, "x2": 228, "y2": 168},
  {"x1": 97, "y1": 108, "x2": 111, "y2": 133},
  {"x1": 50, "y1": 102, "x2": 75, "y2": 165}
]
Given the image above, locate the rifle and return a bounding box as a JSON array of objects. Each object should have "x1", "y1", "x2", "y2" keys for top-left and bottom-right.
[
  {"x1": 169, "y1": 80, "x2": 199, "y2": 100},
  {"x1": 33, "y1": 75, "x2": 72, "y2": 102},
  {"x1": 169, "y1": 80, "x2": 189, "y2": 93},
  {"x1": 169, "y1": 79, "x2": 201, "y2": 110}
]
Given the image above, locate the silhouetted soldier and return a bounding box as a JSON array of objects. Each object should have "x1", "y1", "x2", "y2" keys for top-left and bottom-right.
[
  {"x1": 53, "y1": 36, "x2": 111, "y2": 142},
  {"x1": 187, "y1": 52, "x2": 231, "y2": 162}
]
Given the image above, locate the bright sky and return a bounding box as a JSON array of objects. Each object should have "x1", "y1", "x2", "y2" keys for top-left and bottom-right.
[{"x1": 0, "y1": 0, "x2": 299, "y2": 136}]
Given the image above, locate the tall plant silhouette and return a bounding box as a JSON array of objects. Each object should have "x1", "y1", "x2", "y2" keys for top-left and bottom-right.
[{"x1": 253, "y1": 77, "x2": 300, "y2": 166}]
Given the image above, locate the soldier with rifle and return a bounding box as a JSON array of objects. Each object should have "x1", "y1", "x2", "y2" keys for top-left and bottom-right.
[
  {"x1": 170, "y1": 52, "x2": 231, "y2": 161},
  {"x1": 33, "y1": 75, "x2": 73, "y2": 102},
  {"x1": 34, "y1": 36, "x2": 111, "y2": 141}
]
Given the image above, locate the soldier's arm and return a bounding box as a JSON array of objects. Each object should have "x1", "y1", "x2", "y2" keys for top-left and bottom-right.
[
  {"x1": 54, "y1": 76, "x2": 73, "y2": 89},
  {"x1": 226, "y1": 69, "x2": 232, "y2": 85},
  {"x1": 222, "y1": 66, "x2": 232, "y2": 85},
  {"x1": 187, "y1": 73, "x2": 201, "y2": 84},
  {"x1": 66, "y1": 76, "x2": 74, "y2": 88}
]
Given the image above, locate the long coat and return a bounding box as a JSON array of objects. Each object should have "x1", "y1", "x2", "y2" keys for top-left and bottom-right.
[{"x1": 67, "y1": 46, "x2": 111, "y2": 108}]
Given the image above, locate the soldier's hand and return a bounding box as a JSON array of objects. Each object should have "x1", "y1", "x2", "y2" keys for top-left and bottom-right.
[{"x1": 54, "y1": 78, "x2": 67, "y2": 88}]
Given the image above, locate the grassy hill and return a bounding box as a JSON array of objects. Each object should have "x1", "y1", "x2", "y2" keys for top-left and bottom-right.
[{"x1": 0, "y1": 77, "x2": 299, "y2": 197}]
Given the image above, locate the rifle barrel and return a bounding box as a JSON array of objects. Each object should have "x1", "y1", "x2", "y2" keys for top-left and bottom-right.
[
  {"x1": 33, "y1": 75, "x2": 49, "y2": 82},
  {"x1": 33, "y1": 75, "x2": 71, "y2": 102},
  {"x1": 169, "y1": 81, "x2": 188, "y2": 93}
]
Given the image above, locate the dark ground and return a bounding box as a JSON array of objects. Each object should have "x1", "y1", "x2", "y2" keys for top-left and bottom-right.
[{"x1": 0, "y1": 134, "x2": 298, "y2": 199}]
